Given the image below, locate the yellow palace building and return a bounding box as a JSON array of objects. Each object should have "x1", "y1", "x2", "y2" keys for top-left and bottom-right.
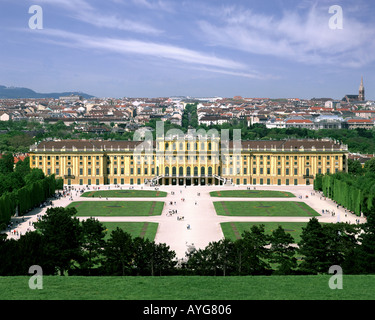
[{"x1": 29, "y1": 136, "x2": 349, "y2": 187}]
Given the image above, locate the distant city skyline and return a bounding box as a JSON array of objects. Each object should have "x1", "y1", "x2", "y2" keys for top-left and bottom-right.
[{"x1": 0, "y1": 0, "x2": 374, "y2": 100}]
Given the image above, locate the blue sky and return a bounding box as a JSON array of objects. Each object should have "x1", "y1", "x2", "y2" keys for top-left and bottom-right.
[{"x1": 0, "y1": 0, "x2": 374, "y2": 99}]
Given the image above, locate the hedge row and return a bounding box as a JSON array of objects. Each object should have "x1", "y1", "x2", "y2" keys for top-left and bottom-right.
[
  {"x1": 314, "y1": 172, "x2": 375, "y2": 216},
  {"x1": 0, "y1": 175, "x2": 59, "y2": 229}
]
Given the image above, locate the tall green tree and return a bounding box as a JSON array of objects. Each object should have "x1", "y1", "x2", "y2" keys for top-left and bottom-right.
[
  {"x1": 15, "y1": 157, "x2": 31, "y2": 177},
  {"x1": 323, "y1": 223, "x2": 360, "y2": 273},
  {"x1": 364, "y1": 157, "x2": 375, "y2": 174},
  {"x1": 269, "y1": 226, "x2": 297, "y2": 275},
  {"x1": 353, "y1": 205, "x2": 375, "y2": 274},
  {"x1": 348, "y1": 159, "x2": 364, "y2": 176},
  {"x1": 185, "y1": 247, "x2": 211, "y2": 275},
  {"x1": 203, "y1": 239, "x2": 234, "y2": 276},
  {"x1": 132, "y1": 237, "x2": 153, "y2": 275},
  {"x1": 298, "y1": 218, "x2": 329, "y2": 274},
  {"x1": 0, "y1": 237, "x2": 19, "y2": 275},
  {"x1": 80, "y1": 218, "x2": 106, "y2": 275},
  {"x1": 148, "y1": 242, "x2": 177, "y2": 276},
  {"x1": 34, "y1": 207, "x2": 83, "y2": 275},
  {"x1": 103, "y1": 228, "x2": 134, "y2": 276},
  {"x1": 238, "y1": 225, "x2": 271, "y2": 275},
  {"x1": 16, "y1": 231, "x2": 51, "y2": 275},
  {"x1": 0, "y1": 152, "x2": 14, "y2": 175},
  {"x1": 24, "y1": 168, "x2": 45, "y2": 185}
]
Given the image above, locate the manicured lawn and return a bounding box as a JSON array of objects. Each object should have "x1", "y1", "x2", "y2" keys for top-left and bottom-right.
[
  {"x1": 214, "y1": 201, "x2": 319, "y2": 217},
  {"x1": 81, "y1": 190, "x2": 167, "y2": 198},
  {"x1": 210, "y1": 190, "x2": 295, "y2": 198},
  {"x1": 221, "y1": 222, "x2": 310, "y2": 242},
  {"x1": 66, "y1": 201, "x2": 164, "y2": 216},
  {"x1": 1, "y1": 275, "x2": 374, "y2": 300},
  {"x1": 102, "y1": 222, "x2": 158, "y2": 241}
]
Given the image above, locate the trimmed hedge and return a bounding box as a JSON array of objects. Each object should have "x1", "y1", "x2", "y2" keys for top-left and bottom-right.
[
  {"x1": 314, "y1": 172, "x2": 375, "y2": 216},
  {"x1": 0, "y1": 175, "x2": 59, "y2": 228}
]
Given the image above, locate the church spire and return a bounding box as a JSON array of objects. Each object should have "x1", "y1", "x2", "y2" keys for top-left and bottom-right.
[{"x1": 359, "y1": 76, "x2": 365, "y2": 101}]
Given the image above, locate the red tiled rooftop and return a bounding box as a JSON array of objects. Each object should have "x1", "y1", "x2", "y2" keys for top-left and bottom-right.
[
  {"x1": 347, "y1": 119, "x2": 373, "y2": 123},
  {"x1": 286, "y1": 119, "x2": 313, "y2": 123}
]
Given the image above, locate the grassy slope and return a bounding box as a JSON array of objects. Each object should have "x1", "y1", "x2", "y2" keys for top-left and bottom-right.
[{"x1": 1, "y1": 275, "x2": 374, "y2": 300}]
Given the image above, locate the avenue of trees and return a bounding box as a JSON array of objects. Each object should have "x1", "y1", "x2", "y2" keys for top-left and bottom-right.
[
  {"x1": 1, "y1": 206, "x2": 375, "y2": 276},
  {"x1": 0, "y1": 154, "x2": 63, "y2": 230},
  {"x1": 314, "y1": 157, "x2": 375, "y2": 216}
]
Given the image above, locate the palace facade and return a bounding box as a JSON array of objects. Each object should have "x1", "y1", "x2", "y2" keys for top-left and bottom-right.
[{"x1": 29, "y1": 137, "x2": 349, "y2": 187}]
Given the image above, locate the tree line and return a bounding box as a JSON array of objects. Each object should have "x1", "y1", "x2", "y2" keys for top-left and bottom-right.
[
  {"x1": 1, "y1": 119, "x2": 374, "y2": 155},
  {"x1": 0, "y1": 207, "x2": 176, "y2": 276},
  {"x1": 314, "y1": 157, "x2": 375, "y2": 216},
  {"x1": 0, "y1": 154, "x2": 63, "y2": 230},
  {"x1": 1, "y1": 206, "x2": 375, "y2": 276},
  {"x1": 185, "y1": 216, "x2": 375, "y2": 276}
]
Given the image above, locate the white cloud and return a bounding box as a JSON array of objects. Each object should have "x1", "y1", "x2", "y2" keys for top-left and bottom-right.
[
  {"x1": 76, "y1": 11, "x2": 163, "y2": 35},
  {"x1": 34, "y1": 0, "x2": 163, "y2": 35},
  {"x1": 193, "y1": 67, "x2": 279, "y2": 80},
  {"x1": 34, "y1": 0, "x2": 93, "y2": 11},
  {"x1": 132, "y1": 0, "x2": 174, "y2": 12},
  {"x1": 36, "y1": 28, "x2": 248, "y2": 71},
  {"x1": 197, "y1": 4, "x2": 375, "y2": 68}
]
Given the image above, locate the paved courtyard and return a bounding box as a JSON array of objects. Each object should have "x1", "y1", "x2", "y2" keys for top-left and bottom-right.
[{"x1": 3, "y1": 184, "x2": 366, "y2": 260}]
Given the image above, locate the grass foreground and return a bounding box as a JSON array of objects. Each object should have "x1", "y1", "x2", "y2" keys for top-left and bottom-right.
[{"x1": 1, "y1": 275, "x2": 374, "y2": 300}]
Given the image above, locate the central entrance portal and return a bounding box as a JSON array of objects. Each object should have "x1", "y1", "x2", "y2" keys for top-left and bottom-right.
[{"x1": 158, "y1": 176, "x2": 221, "y2": 186}]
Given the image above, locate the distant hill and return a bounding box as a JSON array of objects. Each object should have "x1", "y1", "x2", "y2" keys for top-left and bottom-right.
[{"x1": 0, "y1": 85, "x2": 95, "y2": 99}]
